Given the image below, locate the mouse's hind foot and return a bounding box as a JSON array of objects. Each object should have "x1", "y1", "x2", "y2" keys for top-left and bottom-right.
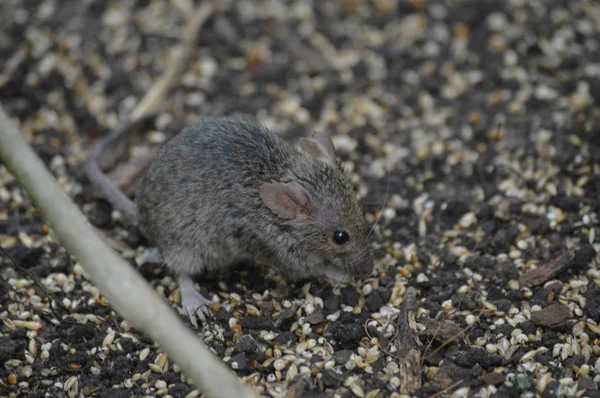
[{"x1": 177, "y1": 274, "x2": 212, "y2": 328}]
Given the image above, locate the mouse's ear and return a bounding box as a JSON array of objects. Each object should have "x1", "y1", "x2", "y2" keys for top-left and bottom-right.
[
  {"x1": 298, "y1": 132, "x2": 336, "y2": 165},
  {"x1": 260, "y1": 183, "x2": 312, "y2": 220}
]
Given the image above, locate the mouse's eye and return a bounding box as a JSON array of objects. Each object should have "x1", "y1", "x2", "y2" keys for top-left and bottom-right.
[{"x1": 332, "y1": 230, "x2": 350, "y2": 245}]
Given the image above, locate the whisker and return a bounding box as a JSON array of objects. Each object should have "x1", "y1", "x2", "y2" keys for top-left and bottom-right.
[{"x1": 368, "y1": 172, "x2": 390, "y2": 237}]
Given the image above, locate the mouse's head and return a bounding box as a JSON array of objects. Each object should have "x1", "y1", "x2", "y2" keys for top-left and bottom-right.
[{"x1": 260, "y1": 131, "x2": 374, "y2": 283}]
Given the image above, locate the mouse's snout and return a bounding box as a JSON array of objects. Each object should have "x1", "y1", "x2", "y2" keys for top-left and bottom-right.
[{"x1": 322, "y1": 247, "x2": 374, "y2": 283}]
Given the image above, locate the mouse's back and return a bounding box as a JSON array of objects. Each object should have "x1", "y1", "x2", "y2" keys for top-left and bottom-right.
[
  {"x1": 134, "y1": 118, "x2": 296, "y2": 249},
  {"x1": 157, "y1": 118, "x2": 293, "y2": 182}
]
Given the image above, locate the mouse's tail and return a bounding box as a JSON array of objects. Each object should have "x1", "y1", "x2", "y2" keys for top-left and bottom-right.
[{"x1": 85, "y1": 115, "x2": 153, "y2": 224}]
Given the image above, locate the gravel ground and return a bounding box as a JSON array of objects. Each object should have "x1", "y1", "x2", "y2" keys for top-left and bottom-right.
[{"x1": 1, "y1": 0, "x2": 600, "y2": 397}]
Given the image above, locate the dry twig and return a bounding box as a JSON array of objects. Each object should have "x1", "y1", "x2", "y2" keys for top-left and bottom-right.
[
  {"x1": 426, "y1": 378, "x2": 466, "y2": 398},
  {"x1": 394, "y1": 287, "x2": 422, "y2": 394},
  {"x1": 130, "y1": 1, "x2": 214, "y2": 120},
  {"x1": 519, "y1": 249, "x2": 576, "y2": 288},
  {"x1": 418, "y1": 318, "x2": 467, "y2": 344}
]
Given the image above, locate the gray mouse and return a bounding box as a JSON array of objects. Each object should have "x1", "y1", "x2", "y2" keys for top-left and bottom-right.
[{"x1": 87, "y1": 117, "x2": 374, "y2": 327}]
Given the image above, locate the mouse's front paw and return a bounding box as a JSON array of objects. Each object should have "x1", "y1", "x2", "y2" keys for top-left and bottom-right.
[{"x1": 181, "y1": 289, "x2": 212, "y2": 327}]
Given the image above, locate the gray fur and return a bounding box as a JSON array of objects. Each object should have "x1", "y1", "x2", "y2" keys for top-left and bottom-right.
[{"x1": 135, "y1": 117, "x2": 374, "y2": 283}]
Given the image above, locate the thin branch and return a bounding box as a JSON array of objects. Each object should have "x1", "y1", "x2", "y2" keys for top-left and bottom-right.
[{"x1": 130, "y1": 1, "x2": 214, "y2": 120}]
